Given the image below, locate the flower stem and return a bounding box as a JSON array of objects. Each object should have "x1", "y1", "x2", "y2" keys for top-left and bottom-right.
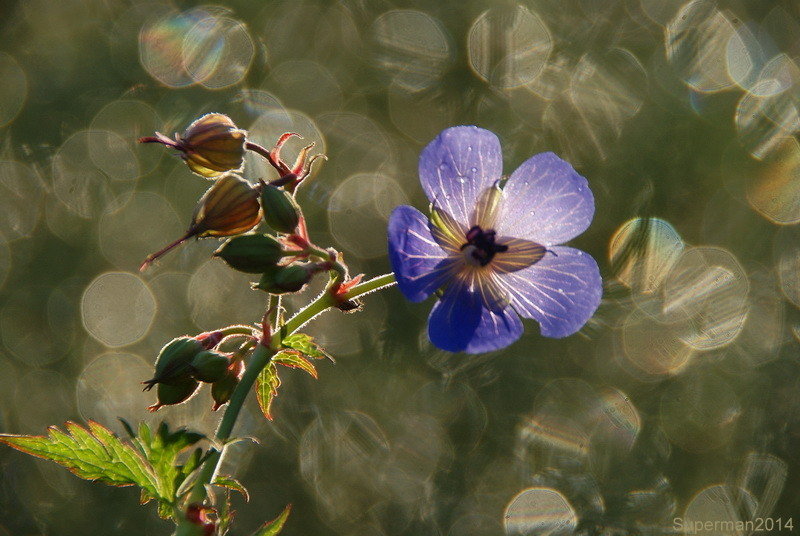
[
  {"x1": 139, "y1": 231, "x2": 195, "y2": 272},
  {"x1": 343, "y1": 272, "x2": 397, "y2": 299},
  {"x1": 187, "y1": 342, "x2": 274, "y2": 505},
  {"x1": 185, "y1": 272, "x2": 396, "y2": 508},
  {"x1": 245, "y1": 141, "x2": 287, "y2": 176}
]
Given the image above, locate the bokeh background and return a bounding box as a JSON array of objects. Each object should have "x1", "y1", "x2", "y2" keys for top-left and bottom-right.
[{"x1": 1, "y1": 0, "x2": 799, "y2": 534}]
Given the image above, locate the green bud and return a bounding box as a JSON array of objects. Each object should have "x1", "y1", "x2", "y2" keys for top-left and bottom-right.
[
  {"x1": 255, "y1": 263, "x2": 314, "y2": 294},
  {"x1": 148, "y1": 337, "x2": 206, "y2": 387},
  {"x1": 190, "y1": 350, "x2": 230, "y2": 383},
  {"x1": 259, "y1": 182, "x2": 301, "y2": 234},
  {"x1": 149, "y1": 377, "x2": 200, "y2": 411},
  {"x1": 213, "y1": 234, "x2": 283, "y2": 274},
  {"x1": 211, "y1": 370, "x2": 239, "y2": 411}
]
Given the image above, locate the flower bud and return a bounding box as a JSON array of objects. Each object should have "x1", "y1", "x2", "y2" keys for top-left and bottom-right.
[
  {"x1": 213, "y1": 233, "x2": 283, "y2": 274},
  {"x1": 139, "y1": 174, "x2": 262, "y2": 270},
  {"x1": 148, "y1": 377, "x2": 200, "y2": 412},
  {"x1": 191, "y1": 174, "x2": 262, "y2": 237},
  {"x1": 259, "y1": 181, "x2": 301, "y2": 234},
  {"x1": 179, "y1": 113, "x2": 246, "y2": 179},
  {"x1": 211, "y1": 361, "x2": 243, "y2": 411},
  {"x1": 255, "y1": 263, "x2": 316, "y2": 294},
  {"x1": 190, "y1": 350, "x2": 230, "y2": 383},
  {"x1": 144, "y1": 336, "x2": 206, "y2": 389},
  {"x1": 139, "y1": 114, "x2": 246, "y2": 180}
]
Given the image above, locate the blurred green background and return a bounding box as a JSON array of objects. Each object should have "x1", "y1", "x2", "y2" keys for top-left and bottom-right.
[{"x1": 1, "y1": 0, "x2": 800, "y2": 534}]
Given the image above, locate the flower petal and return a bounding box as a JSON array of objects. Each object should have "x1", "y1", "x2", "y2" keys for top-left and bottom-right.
[
  {"x1": 388, "y1": 205, "x2": 455, "y2": 302},
  {"x1": 496, "y1": 246, "x2": 602, "y2": 338},
  {"x1": 429, "y1": 207, "x2": 466, "y2": 254},
  {"x1": 419, "y1": 126, "x2": 503, "y2": 227},
  {"x1": 493, "y1": 237, "x2": 547, "y2": 274},
  {"x1": 427, "y1": 279, "x2": 523, "y2": 353},
  {"x1": 497, "y1": 152, "x2": 594, "y2": 246}
]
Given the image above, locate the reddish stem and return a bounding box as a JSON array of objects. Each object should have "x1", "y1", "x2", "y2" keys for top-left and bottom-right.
[
  {"x1": 139, "y1": 231, "x2": 194, "y2": 271},
  {"x1": 138, "y1": 132, "x2": 180, "y2": 149},
  {"x1": 245, "y1": 141, "x2": 288, "y2": 175}
]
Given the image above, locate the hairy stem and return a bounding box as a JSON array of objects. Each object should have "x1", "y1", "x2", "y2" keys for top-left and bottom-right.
[
  {"x1": 186, "y1": 272, "x2": 396, "y2": 508},
  {"x1": 244, "y1": 141, "x2": 287, "y2": 176}
]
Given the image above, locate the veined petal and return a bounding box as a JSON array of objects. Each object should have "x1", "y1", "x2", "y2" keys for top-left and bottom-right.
[
  {"x1": 420, "y1": 126, "x2": 503, "y2": 227},
  {"x1": 429, "y1": 207, "x2": 466, "y2": 253},
  {"x1": 497, "y1": 152, "x2": 594, "y2": 246},
  {"x1": 428, "y1": 279, "x2": 523, "y2": 353},
  {"x1": 492, "y1": 237, "x2": 547, "y2": 274},
  {"x1": 470, "y1": 183, "x2": 503, "y2": 229},
  {"x1": 388, "y1": 205, "x2": 455, "y2": 302},
  {"x1": 496, "y1": 246, "x2": 602, "y2": 338},
  {"x1": 457, "y1": 268, "x2": 510, "y2": 313}
]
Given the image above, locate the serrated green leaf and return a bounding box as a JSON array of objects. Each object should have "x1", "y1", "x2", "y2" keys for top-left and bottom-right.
[
  {"x1": 137, "y1": 422, "x2": 205, "y2": 505},
  {"x1": 0, "y1": 419, "x2": 211, "y2": 523},
  {"x1": 252, "y1": 504, "x2": 292, "y2": 536},
  {"x1": 214, "y1": 474, "x2": 250, "y2": 501},
  {"x1": 0, "y1": 421, "x2": 158, "y2": 496},
  {"x1": 282, "y1": 333, "x2": 331, "y2": 361},
  {"x1": 256, "y1": 362, "x2": 281, "y2": 421},
  {"x1": 273, "y1": 349, "x2": 318, "y2": 379}
]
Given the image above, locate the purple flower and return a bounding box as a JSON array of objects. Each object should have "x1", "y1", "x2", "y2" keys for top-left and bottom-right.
[{"x1": 388, "y1": 126, "x2": 602, "y2": 353}]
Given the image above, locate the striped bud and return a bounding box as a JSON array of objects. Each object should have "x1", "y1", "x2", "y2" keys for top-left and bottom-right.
[
  {"x1": 259, "y1": 181, "x2": 301, "y2": 234},
  {"x1": 179, "y1": 113, "x2": 246, "y2": 179},
  {"x1": 213, "y1": 233, "x2": 284, "y2": 273},
  {"x1": 191, "y1": 174, "x2": 262, "y2": 237},
  {"x1": 140, "y1": 174, "x2": 262, "y2": 270},
  {"x1": 138, "y1": 114, "x2": 246, "y2": 179}
]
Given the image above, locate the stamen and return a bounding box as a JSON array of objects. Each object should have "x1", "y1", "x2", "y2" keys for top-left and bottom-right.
[{"x1": 459, "y1": 225, "x2": 508, "y2": 267}]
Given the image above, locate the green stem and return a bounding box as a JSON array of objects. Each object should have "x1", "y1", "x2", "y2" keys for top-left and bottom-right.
[
  {"x1": 268, "y1": 294, "x2": 282, "y2": 331},
  {"x1": 187, "y1": 344, "x2": 274, "y2": 505},
  {"x1": 185, "y1": 272, "x2": 396, "y2": 508},
  {"x1": 343, "y1": 272, "x2": 396, "y2": 299},
  {"x1": 216, "y1": 325, "x2": 255, "y2": 337}
]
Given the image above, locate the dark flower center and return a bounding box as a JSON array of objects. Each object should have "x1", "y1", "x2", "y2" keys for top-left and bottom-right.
[{"x1": 460, "y1": 225, "x2": 508, "y2": 267}]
